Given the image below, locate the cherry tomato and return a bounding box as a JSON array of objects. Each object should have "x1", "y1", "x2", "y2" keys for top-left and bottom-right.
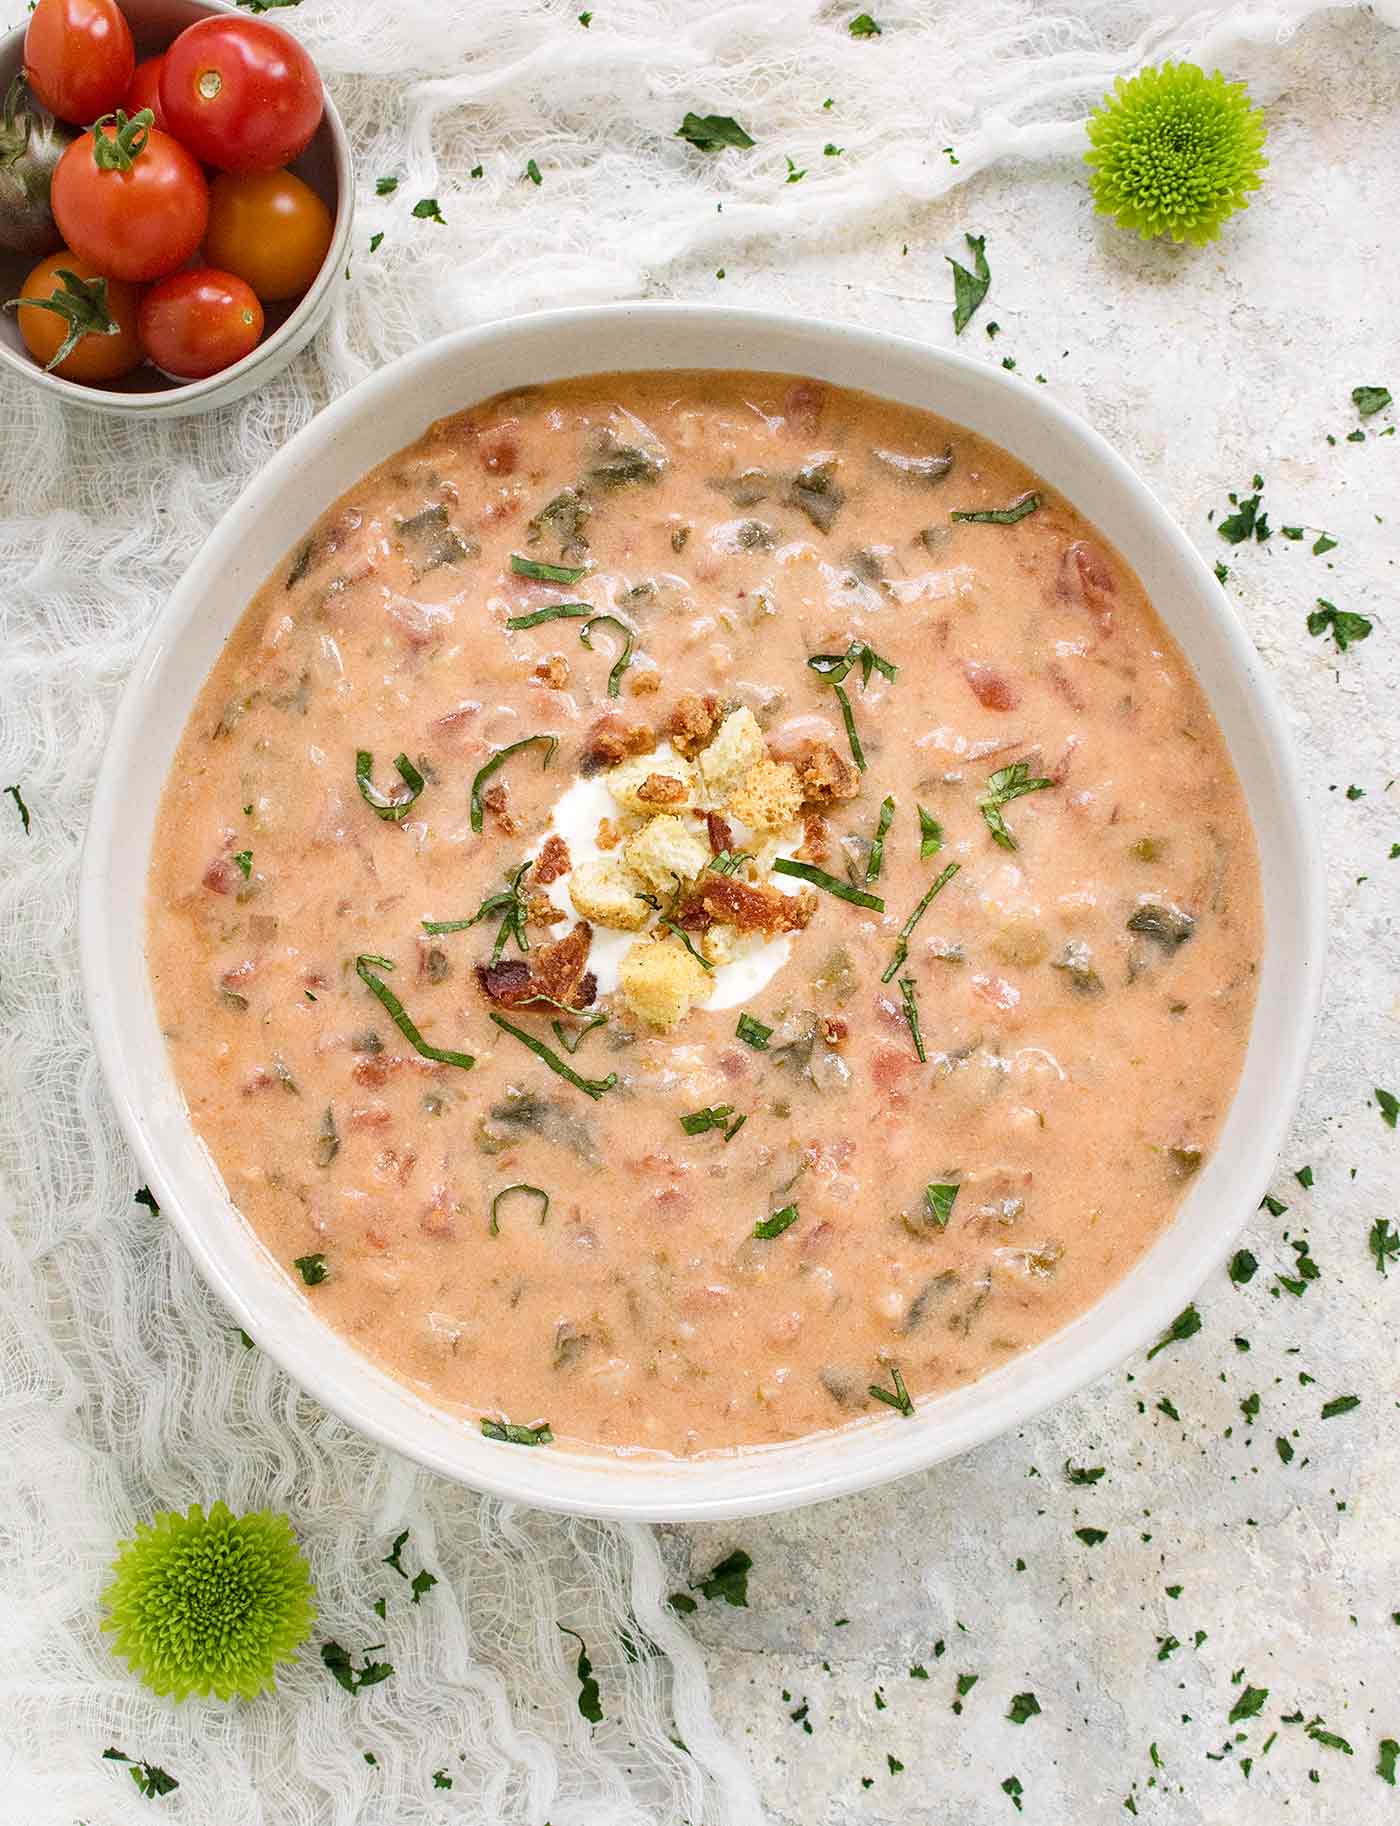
[
  {"x1": 138, "y1": 267, "x2": 263, "y2": 379},
  {"x1": 23, "y1": 0, "x2": 134, "y2": 127},
  {"x1": 52, "y1": 113, "x2": 209, "y2": 282},
  {"x1": 204, "y1": 168, "x2": 332, "y2": 302},
  {"x1": 159, "y1": 19, "x2": 323, "y2": 175},
  {"x1": 13, "y1": 249, "x2": 144, "y2": 382},
  {"x1": 123, "y1": 56, "x2": 170, "y2": 135}
]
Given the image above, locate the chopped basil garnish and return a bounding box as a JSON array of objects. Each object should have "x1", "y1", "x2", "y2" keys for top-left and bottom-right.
[
  {"x1": 881, "y1": 860, "x2": 960, "y2": 982},
  {"x1": 1352, "y1": 384, "x2": 1391, "y2": 417},
  {"x1": 1307, "y1": 598, "x2": 1372, "y2": 653},
  {"x1": 480, "y1": 1417, "x2": 553, "y2": 1446},
  {"x1": 355, "y1": 955, "x2": 476, "y2": 1070},
  {"x1": 470, "y1": 734, "x2": 558, "y2": 833},
  {"x1": 558, "y1": 1624, "x2": 603, "y2": 1724},
  {"x1": 675, "y1": 112, "x2": 755, "y2": 151},
  {"x1": 833, "y1": 681, "x2": 865, "y2": 771},
  {"x1": 553, "y1": 1009, "x2": 607, "y2": 1054},
  {"x1": 947, "y1": 230, "x2": 989, "y2": 335},
  {"x1": 355, "y1": 749, "x2": 425, "y2": 821},
  {"x1": 489, "y1": 1011, "x2": 617, "y2": 1099},
  {"x1": 869, "y1": 1364, "x2": 914, "y2": 1417},
  {"x1": 294, "y1": 1252, "x2": 328, "y2": 1286},
  {"x1": 709, "y1": 849, "x2": 754, "y2": 875},
  {"x1": 489, "y1": 1182, "x2": 550, "y2": 1235},
  {"x1": 924, "y1": 1182, "x2": 958, "y2": 1227},
  {"x1": 807, "y1": 640, "x2": 898, "y2": 686},
  {"x1": 950, "y1": 492, "x2": 1040, "y2": 525},
  {"x1": 232, "y1": 850, "x2": 253, "y2": 878},
  {"x1": 773, "y1": 857, "x2": 884, "y2": 910},
  {"x1": 423, "y1": 859, "x2": 531, "y2": 961},
  {"x1": 506, "y1": 602, "x2": 592, "y2": 629},
  {"x1": 867, "y1": 796, "x2": 895, "y2": 880},
  {"x1": 753, "y1": 1203, "x2": 799, "y2": 1239},
  {"x1": 511, "y1": 553, "x2": 587, "y2": 583},
  {"x1": 898, "y1": 976, "x2": 925, "y2": 1061},
  {"x1": 682, "y1": 1104, "x2": 746, "y2": 1139},
  {"x1": 657, "y1": 916, "x2": 714, "y2": 970},
  {"x1": 979, "y1": 760, "x2": 1053, "y2": 852},
  {"x1": 736, "y1": 1012, "x2": 772, "y2": 1049},
  {"x1": 579, "y1": 613, "x2": 637, "y2": 697},
  {"x1": 917, "y1": 805, "x2": 942, "y2": 858},
  {"x1": 4, "y1": 783, "x2": 30, "y2": 834}
]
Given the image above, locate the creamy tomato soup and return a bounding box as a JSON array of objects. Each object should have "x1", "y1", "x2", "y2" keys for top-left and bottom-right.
[{"x1": 148, "y1": 371, "x2": 1261, "y2": 1456}]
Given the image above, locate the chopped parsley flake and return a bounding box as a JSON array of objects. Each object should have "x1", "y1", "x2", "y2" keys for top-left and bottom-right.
[
  {"x1": 481, "y1": 1416, "x2": 553, "y2": 1446},
  {"x1": 321, "y1": 1640, "x2": 394, "y2": 1695},
  {"x1": 693, "y1": 1548, "x2": 752, "y2": 1606},
  {"x1": 1001, "y1": 1774, "x2": 1024, "y2": 1810},
  {"x1": 1320, "y1": 1394, "x2": 1360, "y2": 1419},
  {"x1": 1006, "y1": 1692, "x2": 1041, "y2": 1724},
  {"x1": 1296, "y1": 1164, "x2": 1314, "y2": 1188},
  {"x1": 524, "y1": 158, "x2": 542, "y2": 186},
  {"x1": 1260, "y1": 1192, "x2": 1288, "y2": 1217},
  {"x1": 1145, "y1": 1303, "x2": 1202, "y2": 1360},
  {"x1": 1065, "y1": 1461, "x2": 1105, "y2": 1485},
  {"x1": 134, "y1": 1185, "x2": 159, "y2": 1214},
  {"x1": 675, "y1": 113, "x2": 755, "y2": 152},
  {"x1": 1375, "y1": 1087, "x2": 1398, "y2": 1129},
  {"x1": 1379, "y1": 1738, "x2": 1399, "y2": 1785},
  {"x1": 293, "y1": 1252, "x2": 328, "y2": 1286},
  {"x1": 3, "y1": 783, "x2": 30, "y2": 833},
  {"x1": 947, "y1": 231, "x2": 990, "y2": 335},
  {"x1": 1352, "y1": 385, "x2": 1392, "y2": 417},
  {"x1": 558, "y1": 1624, "x2": 603, "y2": 1722},
  {"x1": 411, "y1": 197, "x2": 445, "y2": 224},
  {"x1": 849, "y1": 12, "x2": 882, "y2": 35},
  {"x1": 1217, "y1": 489, "x2": 1270, "y2": 544},
  {"x1": 1074, "y1": 1527, "x2": 1108, "y2": 1547},
  {"x1": 1228, "y1": 1249, "x2": 1258, "y2": 1285},
  {"x1": 1229, "y1": 1684, "x2": 1268, "y2": 1724},
  {"x1": 1307, "y1": 599, "x2": 1373, "y2": 653},
  {"x1": 1368, "y1": 1218, "x2": 1399, "y2": 1277},
  {"x1": 102, "y1": 1749, "x2": 179, "y2": 1799}
]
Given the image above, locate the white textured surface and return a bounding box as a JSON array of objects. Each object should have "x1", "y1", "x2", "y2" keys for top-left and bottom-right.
[{"x1": 0, "y1": 2, "x2": 1396, "y2": 1822}]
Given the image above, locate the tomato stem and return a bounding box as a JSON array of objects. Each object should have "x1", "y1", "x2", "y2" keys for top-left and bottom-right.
[
  {"x1": 5, "y1": 269, "x2": 119, "y2": 370},
  {"x1": 90, "y1": 108, "x2": 154, "y2": 173}
]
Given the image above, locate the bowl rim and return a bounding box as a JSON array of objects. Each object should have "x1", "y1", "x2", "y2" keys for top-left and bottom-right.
[
  {"x1": 0, "y1": 0, "x2": 353, "y2": 412},
  {"x1": 80, "y1": 302, "x2": 1326, "y2": 1519}
]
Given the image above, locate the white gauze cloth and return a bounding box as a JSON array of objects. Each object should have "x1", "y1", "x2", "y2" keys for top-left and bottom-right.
[{"x1": 0, "y1": 2, "x2": 1378, "y2": 1821}]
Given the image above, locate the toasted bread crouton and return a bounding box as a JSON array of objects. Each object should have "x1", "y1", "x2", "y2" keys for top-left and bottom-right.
[
  {"x1": 725, "y1": 757, "x2": 803, "y2": 833},
  {"x1": 796, "y1": 741, "x2": 861, "y2": 806},
  {"x1": 568, "y1": 856, "x2": 652, "y2": 930},
  {"x1": 667, "y1": 691, "x2": 722, "y2": 758},
  {"x1": 618, "y1": 935, "x2": 714, "y2": 1028},
  {"x1": 701, "y1": 922, "x2": 740, "y2": 967},
  {"x1": 606, "y1": 753, "x2": 697, "y2": 816},
  {"x1": 623, "y1": 814, "x2": 711, "y2": 894},
  {"x1": 697, "y1": 707, "x2": 766, "y2": 800}
]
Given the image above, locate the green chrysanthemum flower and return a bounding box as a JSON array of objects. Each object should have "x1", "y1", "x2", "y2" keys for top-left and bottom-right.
[
  {"x1": 1085, "y1": 62, "x2": 1267, "y2": 244},
  {"x1": 102, "y1": 1502, "x2": 316, "y2": 1702}
]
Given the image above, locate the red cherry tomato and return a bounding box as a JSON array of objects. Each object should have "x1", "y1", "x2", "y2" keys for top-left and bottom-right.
[
  {"x1": 123, "y1": 56, "x2": 169, "y2": 135},
  {"x1": 159, "y1": 19, "x2": 323, "y2": 174},
  {"x1": 23, "y1": 0, "x2": 134, "y2": 127},
  {"x1": 138, "y1": 267, "x2": 264, "y2": 379},
  {"x1": 52, "y1": 114, "x2": 209, "y2": 282}
]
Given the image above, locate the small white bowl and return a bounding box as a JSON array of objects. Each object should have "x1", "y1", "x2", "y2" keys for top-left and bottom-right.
[
  {"x1": 0, "y1": 0, "x2": 352, "y2": 416},
  {"x1": 81, "y1": 305, "x2": 1325, "y2": 1519}
]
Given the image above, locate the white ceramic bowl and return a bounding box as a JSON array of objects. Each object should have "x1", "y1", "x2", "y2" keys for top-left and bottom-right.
[
  {"x1": 81, "y1": 304, "x2": 1325, "y2": 1519},
  {"x1": 0, "y1": 0, "x2": 352, "y2": 416}
]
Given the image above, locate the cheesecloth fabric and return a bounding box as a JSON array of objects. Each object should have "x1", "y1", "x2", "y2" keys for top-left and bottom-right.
[{"x1": 0, "y1": 2, "x2": 1379, "y2": 1821}]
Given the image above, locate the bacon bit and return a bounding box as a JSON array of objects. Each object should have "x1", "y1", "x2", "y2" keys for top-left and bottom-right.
[
  {"x1": 581, "y1": 714, "x2": 656, "y2": 773},
  {"x1": 797, "y1": 813, "x2": 830, "y2": 865},
  {"x1": 963, "y1": 660, "x2": 1020, "y2": 712},
  {"x1": 1059, "y1": 540, "x2": 1116, "y2": 636},
  {"x1": 476, "y1": 921, "x2": 597, "y2": 1011},
  {"x1": 784, "y1": 379, "x2": 827, "y2": 436},
  {"x1": 478, "y1": 420, "x2": 520, "y2": 475},
  {"x1": 705, "y1": 811, "x2": 734, "y2": 855},
  {"x1": 666, "y1": 691, "x2": 721, "y2": 758},
  {"x1": 870, "y1": 1046, "x2": 912, "y2": 1096},
  {"x1": 972, "y1": 973, "x2": 1021, "y2": 1011},
  {"x1": 637, "y1": 771, "x2": 688, "y2": 808},
  {"x1": 796, "y1": 741, "x2": 860, "y2": 806},
  {"x1": 202, "y1": 856, "x2": 240, "y2": 895},
  {"x1": 480, "y1": 782, "x2": 523, "y2": 836},
  {"x1": 352, "y1": 1054, "x2": 393, "y2": 1088},
  {"x1": 596, "y1": 817, "x2": 622, "y2": 851},
  {"x1": 534, "y1": 653, "x2": 571, "y2": 689},
  {"x1": 1046, "y1": 659, "x2": 1086, "y2": 712},
  {"x1": 349, "y1": 1102, "x2": 393, "y2": 1130},
  {"x1": 526, "y1": 892, "x2": 565, "y2": 927},
  {"x1": 821, "y1": 1015, "x2": 848, "y2": 1048},
  {"x1": 534, "y1": 834, "x2": 571, "y2": 885},
  {"x1": 687, "y1": 876, "x2": 816, "y2": 936},
  {"x1": 431, "y1": 701, "x2": 482, "y2": 738}
]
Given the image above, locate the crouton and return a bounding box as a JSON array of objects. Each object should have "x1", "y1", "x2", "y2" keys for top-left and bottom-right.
[
  {"x1": 701, "y1": 922, "x2": 740, "y2": 967},
  {"x1": 606, "y1": 753, "x2": 697, "y2": 816},
  {"x1": 568, "y1": 856, "x2": 652, "y2": 930},
  {"x1": 667, "y1": 691, "x2": 722, "y2": 758},
  {"x1": 686, "y1": 875, "x2": 816, "y2": 937},
  {"x1": 725, "y1": 757, "x2": 803, "y2": 833},
  {"x1": 697, "y1": 707, "x2": 766, "y2": 800},
  {"x1": 533, "y1": 834, "x2": 570, "y2": 884},
  {"x1": 580, "y1": 714, "x2": 656, "y2": 774},
  {"x1": 624, "y1": 815, "x2": 711, "y2": 894},
  {"x1": 618, "y1": 935, "x2": 714, "y2": 1029}
]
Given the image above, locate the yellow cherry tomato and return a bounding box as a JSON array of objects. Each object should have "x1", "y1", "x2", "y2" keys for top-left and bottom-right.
[
  {"x1": 15, "y1": 250, "x2": 145, "y2": 383},
  {"x1": 203, "y1": 168, "x2": 332, "y2": 303}
]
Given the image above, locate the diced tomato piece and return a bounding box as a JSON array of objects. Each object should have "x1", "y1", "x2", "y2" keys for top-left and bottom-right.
[{"x1": 963, "y1": 660, "x2": 1020, "y2": 711}]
